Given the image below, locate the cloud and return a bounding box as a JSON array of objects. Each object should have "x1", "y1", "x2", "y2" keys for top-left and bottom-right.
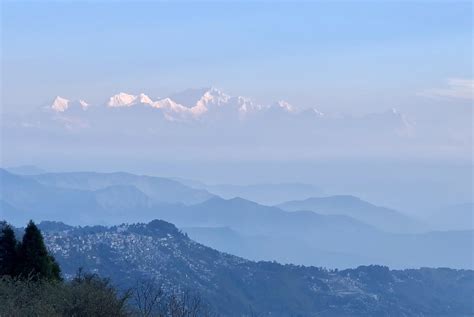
[{"x1": 419, "y1": 78, "x2": 473, "y2": 100}]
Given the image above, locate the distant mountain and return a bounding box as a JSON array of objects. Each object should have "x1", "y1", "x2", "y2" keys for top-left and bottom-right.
[
  {"x1": 0, "y1": 169, "x2": 213, "y2": 225},
  {"x1": 107, "y1": 92, "x2": 153, "y2": 107},
  {"x1": 173, "y1": 179, "x2": 324, "y2": 205},
  {"x1": 182, "y1": 226, "x2": 369, "y2": 268},
  {"x1": 421, "y1": 202, "x2": 473, "y2": 231},
  {"x1": 29, "y1": 171, "x2": 213, "y2": 205},
  {"x1": 2, "y1": 87, "x2": 411, "y2": 134},
  {"x1": 158, "y1": 196, "x2": 375, "y2": 236},
  {"x1": 0, "y1": 200, "x2": 24, "y2": 221},
  {"x1": 2, "y1": 87, "x2": 429, "y2": 166},
  {"x1": 2, "y1": 169, "x2": 472, "y2": 268},
  {"x1": 38, "y1": 219, "x2": 474, "y2": 316},
  {"x1": 48, "y1": 87, "x2": 305, "y2": 121},
  {"x1": 277, "y1": 195, "x2": 423, "y2": 233},
  {"x1": 142, "y1": 196, "x2": 472, "y2": 269},
  {"x1": 48, "y1": 96, "x2": 90, "y2": 112},
  {"x1": 5, "y1": 165, "x2": 46, "y2": 175},
  {"x1": 1, "y1": 169, "x2": 116, "y2": 225}
]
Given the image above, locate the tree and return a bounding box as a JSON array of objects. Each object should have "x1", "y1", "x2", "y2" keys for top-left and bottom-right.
[
  {"x1": 17, "y1": 220, "x2": 61, "y2": 280},
  {"x1": 134, "y1": 278, "x2": 164, "y2": 317},
  {"x1": 132, "y1": 279, "x2": 215, "y2": 317},
  {"x1": 62, "y1": 269, "x2": 131, "y2": 317},
  {"x1": 0, "y1": 270, "x2": 131, "y2": 317},
  {"x1": 0, "y1": 222, "x2": 18, "y2": 276}
]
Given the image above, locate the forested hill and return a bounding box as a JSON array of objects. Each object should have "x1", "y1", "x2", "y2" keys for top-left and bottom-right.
[{"x1": 39, "y1": 220, "x2": 474, "y2": 316}]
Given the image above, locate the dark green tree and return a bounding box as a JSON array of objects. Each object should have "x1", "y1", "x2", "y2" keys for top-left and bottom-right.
[
  {"x1": 0, "y1": 222, "x2": 18, "y2": 276},
  {"x1": 17, "y1": 220, "x2": 61, "y2": 280}
]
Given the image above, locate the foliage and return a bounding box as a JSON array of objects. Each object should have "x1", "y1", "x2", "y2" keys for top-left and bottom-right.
[
  {"x1": 2, "y1": 220, "x2": 473, "y2": 316},
  {"x1": 40, "y1": 219, "x2": 474, "y2": 316},
  {"x1": 0, "y1": 221, "x2": 215, "y2": 316},
  {"x1": 17, "y1": 220, "x2": 62, "y2": 280},
  {"x1": 0, "y1": 272, "x2": 130, "y2": 317},
  {"x1": 0, "y1": 222, "x2": 18, "y2": 276},
  {"x1": 0, "y1": 271, "x2": 215, "y2": 317},
  {"x1": 0, "y1": 220, "x2": 61, "y2": 280},
  {"x1": 133, "y1": 278, "x2": 216, "y2": 317}
]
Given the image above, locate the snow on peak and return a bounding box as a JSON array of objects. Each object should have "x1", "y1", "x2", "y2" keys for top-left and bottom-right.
[
  {"x1": 152, "y1": 97, "x2": 182, "y2": 109},
  {"x1": 150, "y1": 97, "x2": 203, "y2": 121},
  {"x1": 168, "y1": 87, "x2": 231, "y2": 110},
  {"x1": 51, "y1": 96, "x2": 70, "y2": 112},
  {"x1": 49, "y1": 96, "x2": 90, "y2": 112},
  {"x1": 107, "y1": 92, "x2": 154, "y2": 107},
  {"x1": 79, "y1": 100, "x2": 89, "y2": 109},
  {"x1": 194, "y1": 87, "x2": 231, "y2": 112},
  {"x1": 311, "y1": 108, "x2": 324, "y2": 117},
  {"x1": 45, "y1": 89, "x2": 330, "y2": 122},
  {"x1": 237, "y1": 96, "x2": 265, "y2": 114},
  {"x1": 274, "y1": 100, "x2": 296, "y2": 112},
  {"x1": 204, "y1": 87, "x2": 231, "y2": 104},
  {"x1": 138, "y1": 93, "x2": 153, "y2": 104},
  {"x1": 107, "y1": 93, "x2": 137, "y2": 107}
]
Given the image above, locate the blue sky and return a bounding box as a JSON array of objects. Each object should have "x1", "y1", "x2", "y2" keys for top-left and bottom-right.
[{"x1": 2, "y1": 1, "x2": 472, "y2": 113}]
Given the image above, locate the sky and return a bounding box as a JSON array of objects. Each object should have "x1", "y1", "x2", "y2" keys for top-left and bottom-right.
[{"x1": 1, "y1": 1, "x2": 472, "y2": 114}]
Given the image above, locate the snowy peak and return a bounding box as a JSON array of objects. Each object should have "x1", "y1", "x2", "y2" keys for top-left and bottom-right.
[
  {"x1": 269, "y1": 100, "x2": 325, "y2": 117},
  {"x1": 151, "y1": 97, "x2": 183, "y2": 110},
  {"x1": 302, "y1": 107, "x2": 325, "y2": 117},
  {"x1": 49, "y1": 96, "x2": 89, "y2": 112},
  {"x1": 44, "y1": 89, "x2": 329, "y2": 122},
  {"x1": 44, "y1": 89, "x2": 407, "y2": 128},
  {"x1": 107, "y1": 92, "x2": 139, "y2": 107},
  {"x1": 237, "y1": 96, "x2": 263, "y2": 114},
  {"x1": 273, "y1": 100, "x2": 296, "y2": 112},
  {"x1": 138, "y1": 93, "x2": 153, "y2": 104},
  {"x1": 200, "y1": 87, "x2": 231, "y2": 106},
  {"x1": 51, "y1": 96, "x2": 69, "y2": 112},
  {"x1": 168, "y1": 87, "x2": 230, "y2": 109},
  {"x1": 311, "y1": 108, "x2": 324, "y2": 117},
  {"x1": 79, "y1": 100, "x2": 89, "y2": 108},
  {"x1": 107, "y1": 92, "x2": 154, "y2": 107}
]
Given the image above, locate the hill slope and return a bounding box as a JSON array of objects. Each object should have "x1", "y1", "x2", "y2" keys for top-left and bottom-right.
[
  {"x1": 39, "y1": 219, "x2": 474, "y2": 316},
  {"x1": 278, "y1": 195, "x2": 423, "y2": 233},
  {"x1": 149, "y1": 197, "x2": 473, "y2": 269}
]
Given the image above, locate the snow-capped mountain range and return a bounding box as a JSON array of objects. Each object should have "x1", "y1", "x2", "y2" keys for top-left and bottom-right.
[
  {"x1": 1, "y1": 86, "x2": 419, "y2": 147},
  {"x1": 3, "y1": 86, "x2": 471, "y2": 164},
  {"x1": 45, "y1": 87, "x2": 321, "y2": 122},
  {"x1": 0, "y1": 87, "x2": 420, "y2": 141}
]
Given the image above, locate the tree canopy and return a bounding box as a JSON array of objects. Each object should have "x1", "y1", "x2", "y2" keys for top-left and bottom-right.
[{"x1": 0, "y1": 220, "x2": 61, "y2": 280}]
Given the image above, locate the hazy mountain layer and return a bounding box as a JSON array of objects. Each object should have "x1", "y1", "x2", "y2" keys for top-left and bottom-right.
[
  {"x1": 172, "y1": 178, "x2": 324, "y2": 205},
  {"x1": 277, "y1": 195, "x2": 423, "y2": 233},
  {"x1": 421, "y1": 202, "x2": 473, "y2": 231},
  {"x1": 1, "y1": 169, "x2": 472, "y2": 269}
]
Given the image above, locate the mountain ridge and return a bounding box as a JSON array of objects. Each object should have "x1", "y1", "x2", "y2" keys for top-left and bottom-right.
[
  {"x1": 42, "y1": 88, "x2": 410, "y2": 126},
  {"x1": 2, "y1": 169, "x2": 471, "y2": 269},
  {"x1": 35, "y1": 218, "x2": 474, "y2": 316},
  {"x1": 277, "y1": 195, "x2": 423, "y2": 233}
]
